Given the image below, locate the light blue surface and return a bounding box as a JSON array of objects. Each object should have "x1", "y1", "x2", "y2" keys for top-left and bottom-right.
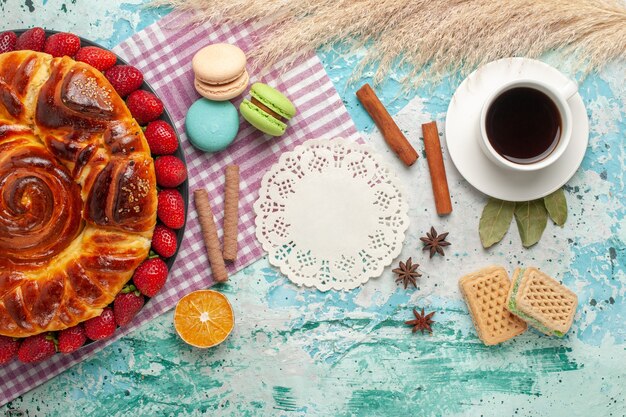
[
  {"x1": 185, "y1": 98, "x2": 239, "y2": 152},
  {"x1": 1, "y1": 1, "x2": 625, "y2": 416}
]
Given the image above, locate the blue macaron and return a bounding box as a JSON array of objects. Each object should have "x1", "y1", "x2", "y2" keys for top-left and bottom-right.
[{"x1": 185, "y1": 98, "x2": 239, "y2": 152}]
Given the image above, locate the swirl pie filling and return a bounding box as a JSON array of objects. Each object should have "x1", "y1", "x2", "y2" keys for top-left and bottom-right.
[{"x1": 0, "y1": 51, "x2": 157, "y2": 337}]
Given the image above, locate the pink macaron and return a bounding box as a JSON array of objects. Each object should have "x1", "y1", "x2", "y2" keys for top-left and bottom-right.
[{"x1": 192, "y1": 43, "x2": 249, "y2": 101}]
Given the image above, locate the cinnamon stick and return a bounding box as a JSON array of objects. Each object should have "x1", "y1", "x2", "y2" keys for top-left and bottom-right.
[
  {"x1": 356, "y1": 83, "x2": 418, "y2": 166},
  {"x1": 193, "y1": 189, "x2": 228, "y2": 282},
  {"x1": 421, "y1": 121, "x2": 452, "y2": 215},
  {"x1": 222, "y1": 165, "x2": 240, "y2": 263}
]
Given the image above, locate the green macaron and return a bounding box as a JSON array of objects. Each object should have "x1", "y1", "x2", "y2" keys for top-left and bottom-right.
[{"x1": 239, "y1": 83, "x2": 296, "y2": 136}]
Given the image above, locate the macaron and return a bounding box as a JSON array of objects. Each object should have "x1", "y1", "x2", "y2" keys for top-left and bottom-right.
[
  {"x1": 192, "y1": 43, "x2": 249, "y2": 101},
  {"x1": 239, "y1": 83, "x2": 296, "y2": 137},
  {"x1": 185, "y1": 98, "x2": 239, "y2": 152}
]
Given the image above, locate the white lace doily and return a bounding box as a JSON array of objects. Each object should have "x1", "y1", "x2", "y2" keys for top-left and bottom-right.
[{"x1": 254, "y1": 138, "x2": 409, "y2": 291}]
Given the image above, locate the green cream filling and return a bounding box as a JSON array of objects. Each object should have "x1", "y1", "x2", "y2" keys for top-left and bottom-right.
[{"x1": 508, "y1": 268, "x2": 564, "y2": 337}]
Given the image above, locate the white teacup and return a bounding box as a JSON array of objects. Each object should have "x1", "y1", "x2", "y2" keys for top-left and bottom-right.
[{"x1": 479, "y1": 78, "x2": 578, "y2": 172}]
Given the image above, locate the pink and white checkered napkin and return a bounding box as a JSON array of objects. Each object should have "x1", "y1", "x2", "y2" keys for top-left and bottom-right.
[{"x1": 0, "y1": 11, "x2": 359, "y2": 406}]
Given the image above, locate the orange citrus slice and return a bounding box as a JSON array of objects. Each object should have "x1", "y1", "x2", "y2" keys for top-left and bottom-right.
[{"x1": 174, "y1": 290, "x2": 234, "y2": 348}]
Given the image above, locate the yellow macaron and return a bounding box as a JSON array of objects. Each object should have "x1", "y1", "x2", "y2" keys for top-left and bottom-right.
[{"x1": 192, "y1": 43, "x2": 249, "y2": 101}]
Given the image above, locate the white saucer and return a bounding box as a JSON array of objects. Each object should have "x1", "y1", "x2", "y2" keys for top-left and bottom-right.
[{"x1": 445, "y1": 57, "x2": 589, "y2": 202}]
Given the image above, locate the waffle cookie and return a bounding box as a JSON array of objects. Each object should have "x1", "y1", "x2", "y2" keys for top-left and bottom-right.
[
  {"x1": 459, "y1": 266, "x2": 527, "y2": 345},
  {"x1": 507, "y1": 267, "x2": 577, "y2": 337}
]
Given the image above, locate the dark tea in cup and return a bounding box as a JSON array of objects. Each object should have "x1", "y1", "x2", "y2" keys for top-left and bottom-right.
[{"x1": 485, "y1": 87, "x2": 561, "y2": 164}]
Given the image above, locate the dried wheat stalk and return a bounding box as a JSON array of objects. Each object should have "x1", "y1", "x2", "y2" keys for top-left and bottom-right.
[{"x1": 153, "y1": 0, "x2": 626, "y2": 84}]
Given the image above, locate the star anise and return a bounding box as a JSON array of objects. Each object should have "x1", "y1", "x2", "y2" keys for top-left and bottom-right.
[
  {"x1": 392, "y1": 257, "x2": 421, "y2": 289},
  {"x1": 420, "y1": 226, "x2": 451, "y2": 258},
  {"x1": 405, "y1": 308, "x2": 435, "y2": 334}
]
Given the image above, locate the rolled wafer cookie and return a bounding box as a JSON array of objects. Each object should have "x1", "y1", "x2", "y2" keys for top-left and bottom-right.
[
  {"x1": 194, "y1": 189, "x2": 228, "y2": 282},
  {"x1": 459, "y1": 266, "x2": 527, "y2": 345},
  {"x1": 223, "y1": 165, "x2": 240, "y2": 262}
]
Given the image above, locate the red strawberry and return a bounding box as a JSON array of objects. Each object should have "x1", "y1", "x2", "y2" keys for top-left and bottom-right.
[
  {"x1": 0, "y1": 335, "x2": 20, "y2": 365},
  {"x1": 84, "y1": 308, "x2": 116, "y2": 341},
  {"x1": 0, "y1": 31, "x2": 17, "y2": 53},
  {"x1": 155, "y1": 156, "x2": 187, "y2": 188},
  {"x1": 151, "y1": 224, "x2": 178, "y2": 258},
  {"x1": 75, "y1": 46, "x2": 117, "y2": 71},
  {"x1": 133, "y1": 258, "x2": 168, "y2": 297},
  {"x1": 15, "y1": 27, "x2": 46, "y2": 52},
  {"x1": 114, "y1": 285, "x2": 145, "y2": 326},
  {"x1": 105, "y1": 65, "x2": 143, "y2": 97},
  {"x1": 43, "y1": 32, "x2": 81, "y2": 57},
  {"x1": 17, "y1": 333, "x2": 56, "y2": 363},
  {"x1": 157, "y1": 189, "x2": 185, "y2": 229},
  {"x1": 126, "y1": 90, "x2": 164, "y2": 125},
  {"x1": 144, "y1": 120, "x2": 178, "y2": 155},
  {"x1": 58, "y1": 324, "x2": 87, "y2": 354}
]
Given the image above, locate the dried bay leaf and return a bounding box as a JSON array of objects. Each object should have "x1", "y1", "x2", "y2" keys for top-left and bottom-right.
[
  {"x1": 479, "y1": 198, "x2": 515, "y2": 248},
  {"x1": 544, "y1": 188, "x2": 568, "y2": 226},
  {"x1": 514, "y1": 200, "x2": 548, "y2": 248}
]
